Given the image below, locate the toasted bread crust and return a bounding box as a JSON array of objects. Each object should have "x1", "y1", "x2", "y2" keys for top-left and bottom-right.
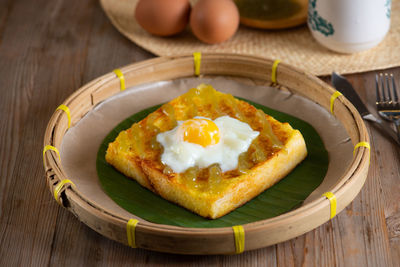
[{"x1": 106, "y1": 85, "x2": 307, "y2": 219}]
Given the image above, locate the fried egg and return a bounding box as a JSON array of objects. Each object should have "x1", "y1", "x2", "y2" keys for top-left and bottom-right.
[{"x1": 156, "y1": 116, "x2": 259, "y2": 173}]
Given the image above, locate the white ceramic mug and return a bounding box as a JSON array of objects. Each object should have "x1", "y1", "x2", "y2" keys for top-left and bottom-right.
[{"x1": 307, "y1": 0, "x2": 392, "y2": 53}]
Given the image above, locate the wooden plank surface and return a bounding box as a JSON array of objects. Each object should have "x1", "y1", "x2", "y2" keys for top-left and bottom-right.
[{"x1": 0, "y1": 0, "x2": 399, "y2": 266}]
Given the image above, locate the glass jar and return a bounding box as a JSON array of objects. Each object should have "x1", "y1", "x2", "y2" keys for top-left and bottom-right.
[{"x1": 234, "y1": 0, "x2": 308, "y2": 29}]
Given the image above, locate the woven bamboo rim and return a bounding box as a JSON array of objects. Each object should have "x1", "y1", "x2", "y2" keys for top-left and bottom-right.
[{"x1": 43, "y1": 53, "x2": 370, "y2": 255}]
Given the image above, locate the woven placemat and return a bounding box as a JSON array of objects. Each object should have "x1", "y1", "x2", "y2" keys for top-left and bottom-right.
[{"x1": 100, "y1": 0, "x2": 400, "y2": 76}]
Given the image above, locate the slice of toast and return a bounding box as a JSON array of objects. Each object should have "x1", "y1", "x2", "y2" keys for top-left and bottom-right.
[{"x1": 106, "y1": 84, "x2": 307, "y2": 219}]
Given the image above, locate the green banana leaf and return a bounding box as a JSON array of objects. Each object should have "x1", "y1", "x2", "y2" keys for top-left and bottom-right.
[{"x1": 96, "y1": 99, "x2": 328, "y2": 228}]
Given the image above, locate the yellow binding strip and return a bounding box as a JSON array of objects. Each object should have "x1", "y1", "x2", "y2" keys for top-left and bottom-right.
[
  {"x1": 330, "y1": 91, "x2": 342, "y2": 115},
  {"x1": 53, "y1": 179, "x2": 75, "y2": 206},
  {"x1": 193, "y1": 52, "x2": 201, "y2": 76},
  {"x1": 322, "y1": 192, "x2": 337, "y2": 219},
  {"x1": 232, "y1": 225, "x2": 245, "y2": 254},
  {"x1": 127, "y1": 219, "x2": 139, "y2": 248},
  {"x1": 353, "y1": 141, "x2": 371, "y2": 164},
  {"x1": 353, "y1": 141, "x2": 370, "y2": 156},
  {"x1": 43, "y1": 145, "x2": 60, "y2": 167},
  {"x1": 113, "y1": 69, "x2": 126, "y2": 91},
  {"x1": 271, "y1": 59, "x2": 281, "y2": 83},
  {"x1": 57, "y1": 104, "x2": 71, "y2": 129}
]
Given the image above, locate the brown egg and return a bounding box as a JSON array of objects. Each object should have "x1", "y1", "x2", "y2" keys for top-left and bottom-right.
[
  {"x1": 135, "y1": 0, "x2": 191, "y2": 36},
  {"x1": 190, "y1": 0, "x2": 239, "y2": 44}
]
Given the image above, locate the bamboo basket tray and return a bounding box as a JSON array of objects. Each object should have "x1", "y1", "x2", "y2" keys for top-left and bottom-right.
[{"x1": 43, "y1": 53, "x2": 370, "y2": 255}]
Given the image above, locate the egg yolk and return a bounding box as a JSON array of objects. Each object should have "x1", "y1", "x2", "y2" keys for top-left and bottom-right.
[{"x1": 179, "y1": 118, "x2": 220, "y2": 147}]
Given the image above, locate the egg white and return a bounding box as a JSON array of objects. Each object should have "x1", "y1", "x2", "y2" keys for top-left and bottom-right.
[{"x1": 156, "y1": 116, "x2": 259, "y2": 173}]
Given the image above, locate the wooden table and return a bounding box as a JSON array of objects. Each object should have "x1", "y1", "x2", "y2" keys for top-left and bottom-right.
[{"x1": 1, "y1": 0, "x2": 399, "y2": 266}]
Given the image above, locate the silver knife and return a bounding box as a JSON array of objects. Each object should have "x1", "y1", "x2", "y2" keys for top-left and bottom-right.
[{"x1": 332, "y1": 72, "x2": 400, "y2": 146}]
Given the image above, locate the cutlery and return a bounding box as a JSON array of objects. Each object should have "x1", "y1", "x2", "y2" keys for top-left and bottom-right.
[
  {"x1": 331, "y1": 72, "x2": 400, "y2": 146},
  {"x1": 375, "y1": 73, "x2": 400, "y2": 144}
]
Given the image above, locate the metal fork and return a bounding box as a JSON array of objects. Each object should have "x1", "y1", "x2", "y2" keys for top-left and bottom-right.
[{"x1": 375, "y1": 73, "x2": 400, "y2": 143}]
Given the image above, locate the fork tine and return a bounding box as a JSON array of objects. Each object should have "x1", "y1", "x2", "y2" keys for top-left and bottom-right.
[
  {"x1": 380, "y1": 73, "x2": 386, "y2": 102},
  {"x1": 385, "y1": 73, "x2": 392, "y2": 103},
  {"x1": 375, "y1": 74, "x2": 381, "y2": 103},
  {"x1": 390, "y1": 73, "x2": 399, "y2": 103}
]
